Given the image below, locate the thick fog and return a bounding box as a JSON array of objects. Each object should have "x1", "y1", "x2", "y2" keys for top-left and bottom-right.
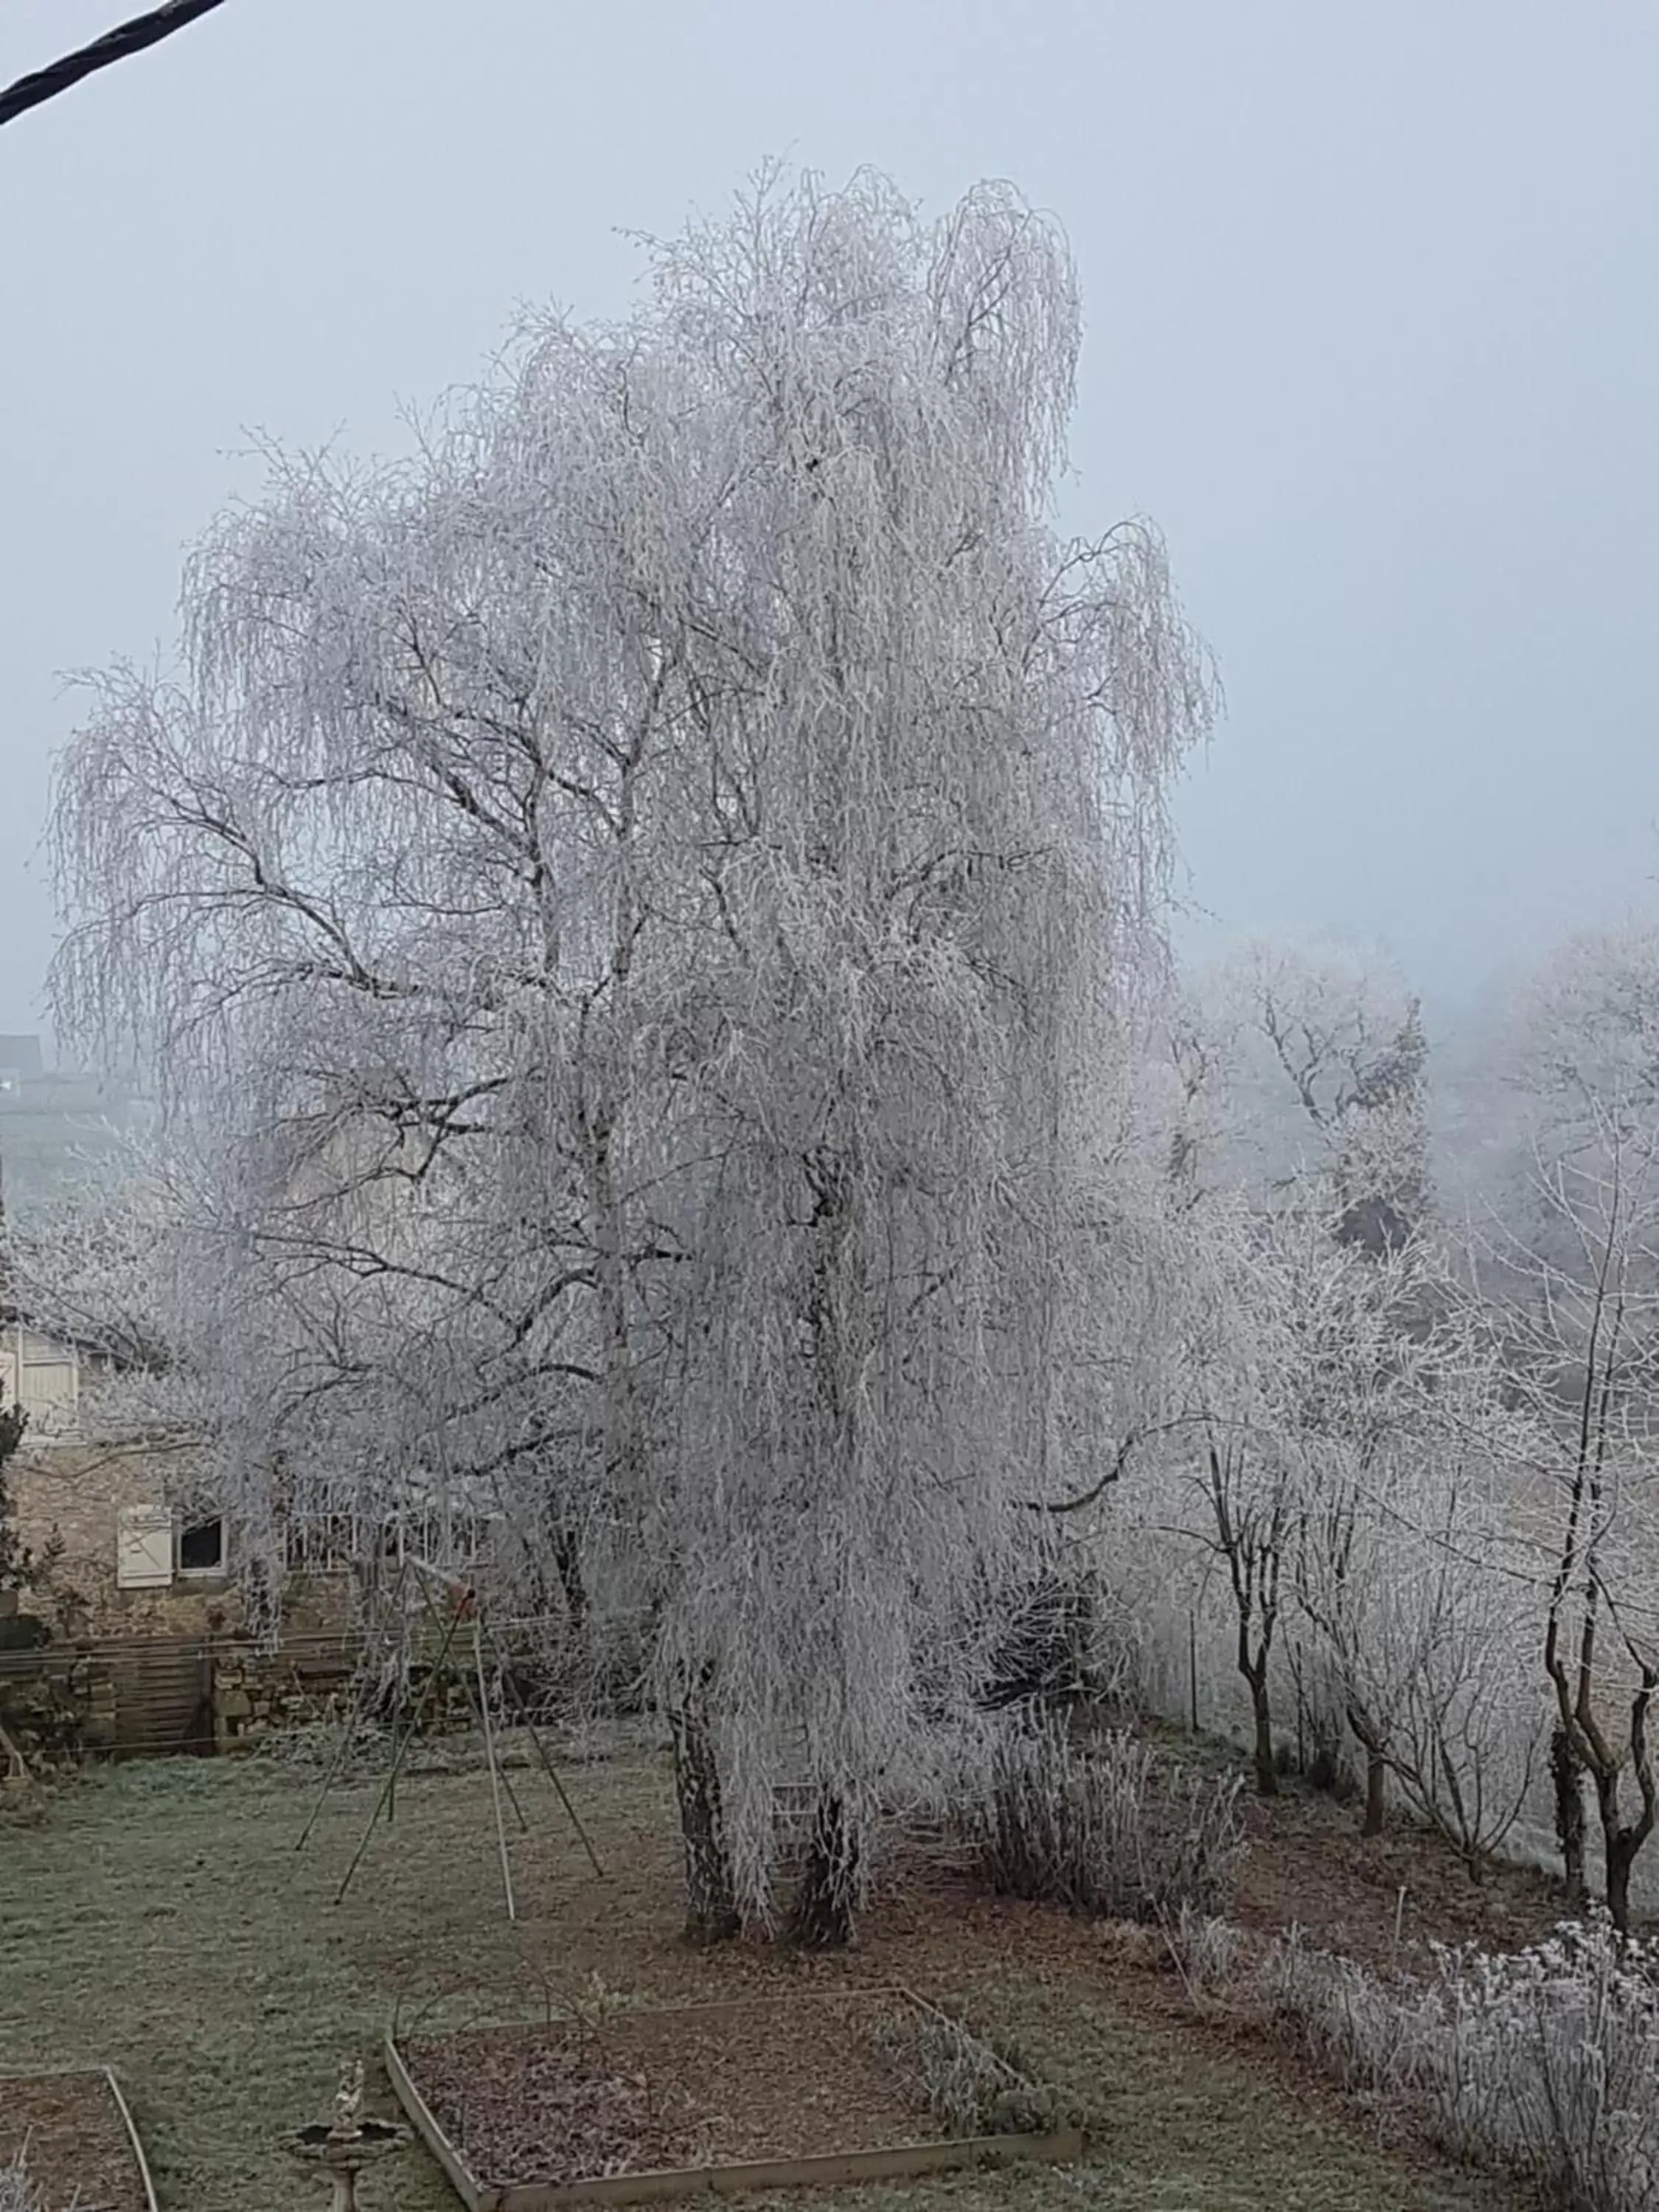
[
  {"x1": 4, "y1": 1, "x2": 1658, "y2": 1040},
  {"x1": 18, "y1": 7, "x2": 1659, "y2": 2084}
]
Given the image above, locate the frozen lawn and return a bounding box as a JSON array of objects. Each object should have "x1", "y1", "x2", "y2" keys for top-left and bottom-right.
[{"x1": 0, "y1": 1737, "x2": 1497, "y2": 2211}]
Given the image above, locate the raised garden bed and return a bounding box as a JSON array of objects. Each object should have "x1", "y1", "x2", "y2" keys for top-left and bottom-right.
[
  {"x1": 388, "y1": 1987, "x2": 1085, "y2": 2208},
  {"x1": 0, "y1": 2067, "x2": 158, "y2": 2212}
]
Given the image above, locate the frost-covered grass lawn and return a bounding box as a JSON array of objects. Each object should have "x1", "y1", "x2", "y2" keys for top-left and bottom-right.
[{"x1": 1, "y1": 1741, "x2": 1492, "y2": 2211}]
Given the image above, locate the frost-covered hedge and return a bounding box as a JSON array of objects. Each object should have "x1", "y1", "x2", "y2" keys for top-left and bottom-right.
[{"x1": 1259, "y1": 1915, "x2": 1659, "y2": 2212}]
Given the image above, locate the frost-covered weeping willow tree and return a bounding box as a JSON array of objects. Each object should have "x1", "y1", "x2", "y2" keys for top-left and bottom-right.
[
  {"x1": 620, "y1": 174, "x2": 1216, "y2": 1942},
  {"x1": 50, "y1": 167, "x2": 1214, "y2": 1944}
]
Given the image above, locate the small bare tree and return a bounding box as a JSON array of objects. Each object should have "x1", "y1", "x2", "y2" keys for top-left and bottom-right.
[
  {"x1": 1285, "y1": 1237, "x2": 1543, "y2": 1860},
  {"x1": 1185, "y1": 1204, "x2": 1399, "y2": 1802},
  {"x1": 1195, "y1": 1427, "x2": 1290, "y2": 1796},
  {"x1": 1535, "y1": 1147, "x2": 1659, "y2": 1933},
  {"x1": 1482, "y1": 1107, "x2": 1659, "y2": 1930},
  {"x1": 1197, "y1": 938, "x2": 1431, "y2": 1251},
  {"x1": 1388, "y1": 1522, "x2": 1542, "y2": 1874}
]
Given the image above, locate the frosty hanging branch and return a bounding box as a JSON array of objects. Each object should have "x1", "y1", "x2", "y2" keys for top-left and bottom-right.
[{"x1": 0, "y1": 1, "x2": 231, "y2": 133}]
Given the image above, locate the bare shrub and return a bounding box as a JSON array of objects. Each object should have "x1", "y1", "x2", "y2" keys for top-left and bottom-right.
[
  {"x1": 1256, "y1": 1916, "x2": 1659, "y2": 2212},
  {"x1": 869, "y1": 2006, "x2": 1067, "y2": 2138},
  {"x1": 0, "y1": 2149, "x2": 45, "y2": 2212},
  {"x1": 1421, "y1": 1920, "x2": 1659, "y2": 2211},
  {"x1": 963, "y1": 1711, "x2": 1245, "y2": 1922},
  {"x1": 1169, "y1": 1902, "x2": 1248, "y2": 1999},
  {"x1": 0, "y1": 1778, "x2": 51, "y2": 1830},
  {"x1": 978, "y1": 1562, "x2": 1147, "y2": 1721}
]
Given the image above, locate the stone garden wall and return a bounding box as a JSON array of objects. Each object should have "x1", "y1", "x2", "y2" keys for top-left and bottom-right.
[
  {"x1": 212, "y1": 1640, "x2": 356, "y2": 1750},
  {"x1": 211, "y1": 1637, "x2": 476, "y2": 1752},
  {"x1": 0, "y1": 1649, "x2": 117, "y2": 1775},
  {"x1": 0, "y1": 1625, "x2": 493, "y2": 1773}
]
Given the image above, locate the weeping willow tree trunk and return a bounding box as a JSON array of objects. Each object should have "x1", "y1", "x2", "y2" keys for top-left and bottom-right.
[
  {"x1": 668, "y1": 1668, "x2": 740, "y2": 1944},
  {"x1": 784, "y1": 1151, "x2": 869, "y2": 1952},
  {"x1": 787, "y1": 1792, "x2": 861, "y2": 1950},
  {"x1": 535, "y1": 1514, "x2": 591, "y2": 1696},
  {"x1": 549, "y1": 1524, "x2": 588, "y2": 1638}
]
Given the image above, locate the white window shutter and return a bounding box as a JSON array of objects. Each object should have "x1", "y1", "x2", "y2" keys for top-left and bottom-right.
[{"x1": 116, "y1": 1506, "x2": 174, "y2": 1589}]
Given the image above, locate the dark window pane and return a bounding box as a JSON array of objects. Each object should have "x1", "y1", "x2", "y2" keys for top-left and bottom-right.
[{"x1": 179, "y1": 1517, "x2": 223, "y2": 1573}]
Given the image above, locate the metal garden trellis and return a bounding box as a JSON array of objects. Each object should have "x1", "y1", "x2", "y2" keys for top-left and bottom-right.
[{"x1": 297, "y1": 1555, "x2": 607, "y2": 1923}]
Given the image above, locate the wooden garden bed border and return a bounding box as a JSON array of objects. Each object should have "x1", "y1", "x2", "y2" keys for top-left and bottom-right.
[
  {"x1": 385, "y1": 1985, "x2": 1086, "y2": 2211},
  {"x1": 0, "y1": 2065, "x2": 160, "y2": 2212}
]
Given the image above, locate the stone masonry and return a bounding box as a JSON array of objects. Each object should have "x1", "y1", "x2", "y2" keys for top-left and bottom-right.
[
  {"x1": 8, "y1": 1439, "x2": 240, "y2": 1639},
  {"x1": 0, "y1": 1649, "x2": 118, "y2": 1773}
]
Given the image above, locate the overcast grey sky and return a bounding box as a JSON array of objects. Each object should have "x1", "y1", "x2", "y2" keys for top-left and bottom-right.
[{"x1": 3, "y1": 0, "x2": 1657, "y2": 1041}]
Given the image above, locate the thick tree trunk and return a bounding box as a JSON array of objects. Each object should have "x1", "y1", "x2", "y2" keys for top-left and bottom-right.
[
  {"x1": 1346, "y1": 1706, "x2": 1386, "y2": 1838},
  {"x1": 1551, "y1": 1725, "x2": 1587, "y2": 1911},
  {"x1": 1249, "y1": 1672, "x2": 1278, "y2": 1798},
  {"x1": 1605, "y1": 1831, "x2": 1636, "y2": 1938},
  {"x1": 1596, "y1": 1699, "x2": 1657, "y2": 1933},
  {"x1": 1592, "y1": 1753, "x2": 1646, "y2": 1936},
  {"x1": 668, "y1": 1691, "x2": 740, "y2": 1946},
  {"x1": 787, "y1": 1792, "x2": 860, "y2": 1950},
  {"x1": 551, "y1": 1524, "x2": 588, "y2": 1635},
  {"x1": 549, "y1": 1523, "x2": 593, "y2": 1685},
  {"x1": 1363, "y1": 1750, "x2": 1387, "y2": 1839}
]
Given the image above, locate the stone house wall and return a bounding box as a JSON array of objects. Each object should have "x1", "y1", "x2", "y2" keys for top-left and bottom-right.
[
  {"x1": 7, "y1": 1440, "x2": 240, "y2": 1640},
  {"x1": 10, "y1": 1439, "x2": 359, "y2": 1645}
]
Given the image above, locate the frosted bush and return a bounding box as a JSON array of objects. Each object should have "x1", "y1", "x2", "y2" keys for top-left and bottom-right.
[
  {"x1": 1170, "y1": 1902, "x2": 1248, "y2": 1996},
  {"x1": 1420, "y1": 1920, "x2": 1659, "y2": 2211},
  {"x1": 0, "y1": 2150, "x2": 44, "y2": 2212},
  {"x1": 1256, "y1": 1926, "x2": 1425, "y2": 2095},
  {"x1": 869, "y1": 2006, "x2": 1064, "y2": 2138},
  {"x1": 1255, "y1": 1915, "x2": 1659, "y2": 2212},
  {"x1": 962, "y1": 1711, "x2": 1245, "y2": 1922}
]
